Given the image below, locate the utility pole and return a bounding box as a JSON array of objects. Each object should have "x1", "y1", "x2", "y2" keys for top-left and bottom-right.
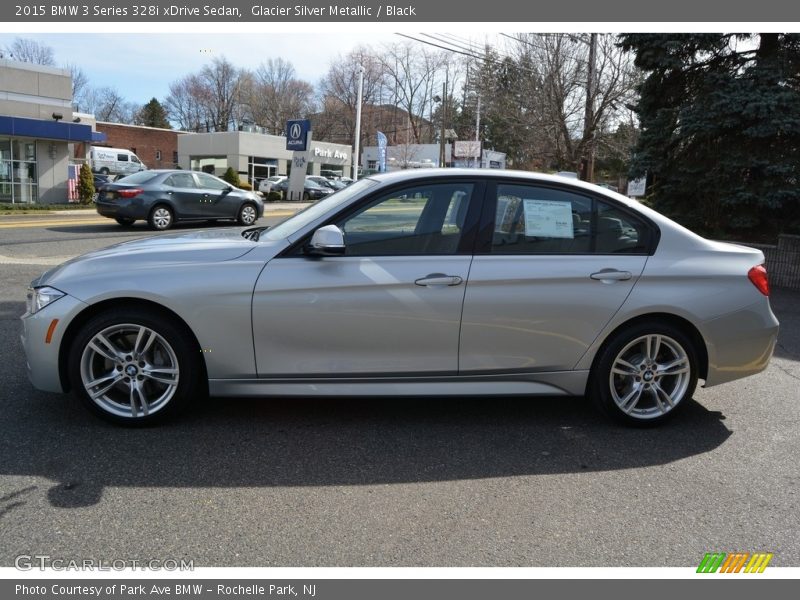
[
  {"x1": 353, "y1": 65, "x2": 365, "y2": 181},
  {"x1": 439, "y1": 78, "x2": 447, "y2": 168},
  {"x1": 582, "y1": 33, "x2": 597, "y2": 182},
  {"x1": 474, "y1": 94, "x2": 481, "y2": 168}
]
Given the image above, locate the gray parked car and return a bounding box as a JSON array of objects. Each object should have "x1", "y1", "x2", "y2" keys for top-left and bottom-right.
[
  {"x1": 95, "y1": 170, "x2": 264, "y2": 230},
  {"x1": 22, "y1": 169, "x2": 778, "y2": 426}
]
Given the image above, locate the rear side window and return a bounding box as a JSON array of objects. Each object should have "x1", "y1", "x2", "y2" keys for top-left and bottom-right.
[
  {"x1": 165, "y1": 173, "x2": 196, "y2": 188},
  {"x1": 489, "y1": 183, "x2": 653, "y2": 255},
  {"x1": 492, "y1": 184, "x2": 592, "y2": 254},
  {"x1": 117, "y1": 154, "x2": 129, "y2": 162}
]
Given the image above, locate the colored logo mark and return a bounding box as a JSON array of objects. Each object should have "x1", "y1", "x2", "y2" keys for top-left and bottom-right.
[{"x1": 697, "y1": 552, "x2": 773, "y2": 573}]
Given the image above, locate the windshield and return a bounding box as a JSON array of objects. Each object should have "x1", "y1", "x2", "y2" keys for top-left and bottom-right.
[{"x1": 264, "y1": 178, "x2": 378, "y2": 241}]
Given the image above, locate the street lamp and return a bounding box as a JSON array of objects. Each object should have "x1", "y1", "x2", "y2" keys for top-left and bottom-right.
[{"x1": 352, "y1": 65, "x2": 365, "y2": 181}]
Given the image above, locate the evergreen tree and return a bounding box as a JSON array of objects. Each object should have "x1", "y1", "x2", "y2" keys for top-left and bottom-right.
[
  {"x1": 222, "y1": 167, "x2": 240, "y2": 187},
  {"x1": 78, "y1": 163, "x2": 94, "y2": 204},
  {"x1": 621, "y1": 34, "x2": 800, "y2": 238},
  {"x1": 138, "y1": 98, "x2": 171, "y2": 129}
]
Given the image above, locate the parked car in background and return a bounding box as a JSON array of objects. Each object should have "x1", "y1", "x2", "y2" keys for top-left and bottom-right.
[
  {"x1": 307, "y1": 175, "x2": 346, "y2": 191},
  {"x1": 258, "y1": 175, "x2": 287, "y2": 195},
  {"x1": 94, "y1": 169, "x2": 264, "y2": 230},
  {"x1": 22, "y1": 169, "x2": 778, "y2": 426},
  {"x1": 90, "y1": 146, "x2": 146, "y2": 177},
  {"x1": 271, "y1": 177, "x2": 334, "y2": 200}
]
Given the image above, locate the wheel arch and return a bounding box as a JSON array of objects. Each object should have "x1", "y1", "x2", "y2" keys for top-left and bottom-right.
[
  {"x1": 588, "y1": 312, "x2": 709, "y2": 384},
  {"x1": 58, "y1": 298, "x2": 208, "y2": 393}
]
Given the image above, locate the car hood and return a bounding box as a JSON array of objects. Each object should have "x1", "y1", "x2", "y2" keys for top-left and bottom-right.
[{"x1": 34, "y1": 228, "x2": 272, "y2": 289}]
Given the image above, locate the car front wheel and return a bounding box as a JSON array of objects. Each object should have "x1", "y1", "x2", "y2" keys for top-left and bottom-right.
[
  {"x1": 68, "y1": 308, "x2": 202, "y2": 425},
  {"x1": 590, "y1": 321, "x2": 698, "y2": 426}
]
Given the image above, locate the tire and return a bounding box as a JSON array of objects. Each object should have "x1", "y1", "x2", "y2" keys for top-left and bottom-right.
[
  {"x1": 237, "y1": 202, "x2": 258, "y2": 226},
  {"x1": 115, "y1": 217, "x2": 135, "y2": 226},
  {"x1": 99, "y1": 167, "x2": 110, "y2": 175},
  {"x1": 589, "y1": 321, "x2": 698, "y2": 426},
  {"x1": 67, "y1": 307, "x2": 203, "y2": 426},
  {"x1": 148, "y1": 204, "x2": 174, "y2": 230},
  {"x1": 302, "y1": 192, "x2": 310, "y2": 201}
]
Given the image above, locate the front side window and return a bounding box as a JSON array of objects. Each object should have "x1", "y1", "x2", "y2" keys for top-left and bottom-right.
[
  {"x1": 338, "y1": 182, "x2": 475, "y2": 256},
  {"x1": 195, "y1": 172, "x2": 230, "y2": 191}
]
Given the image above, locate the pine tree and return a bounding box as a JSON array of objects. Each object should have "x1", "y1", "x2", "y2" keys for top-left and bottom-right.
[
  {"x1": 621, "y1": 34, "x2": 800, "y2": 238},
  {"x1": 138, "y1": 98, "x2": 171, "y2": 129}
]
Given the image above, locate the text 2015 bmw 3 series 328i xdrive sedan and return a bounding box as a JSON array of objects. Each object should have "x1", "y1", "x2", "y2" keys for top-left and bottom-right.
[{"x1": 21, "y1": 169, "x2": 779, "y2": 426}]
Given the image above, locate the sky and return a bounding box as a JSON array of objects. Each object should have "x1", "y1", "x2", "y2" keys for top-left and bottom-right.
[{"x1": 0, "y1": 32, "x2": 403, "y2": 105}]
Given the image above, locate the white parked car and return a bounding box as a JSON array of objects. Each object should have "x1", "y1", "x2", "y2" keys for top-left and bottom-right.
[{"x1": 258, "y1": 176, "x2": 287, "y2": 195}]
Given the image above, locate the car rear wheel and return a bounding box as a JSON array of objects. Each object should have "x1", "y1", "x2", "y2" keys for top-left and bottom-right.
[
  {"x1": 68, "y1": 308, "x2": 202, "y2": 426},
  {"x1": 237, "y1": 202, "x2": 257, "y2": 226},
  {"x1": 148, "y1": 205, "x2": 174, "y2": 230},
  {"x1": 99, "y1": 167, "x2": 110, "y2": 175},
  {"x1": 590, "y1": 321, "x2": 698, "y2": 426},
  {"x1": 115, "y1": 217, "x2": 135, "y2": 226},
  {"x1": 302, "y1": 192, "x2": 310, "y2": 201}
]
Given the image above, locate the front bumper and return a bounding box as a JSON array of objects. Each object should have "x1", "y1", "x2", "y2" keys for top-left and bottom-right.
[{"x1": 20, "y1": 293, "x2": 88, "y2": 393}]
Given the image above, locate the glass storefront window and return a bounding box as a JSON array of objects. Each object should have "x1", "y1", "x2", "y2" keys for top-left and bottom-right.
[{"x1": 0, "y1": 137, "x2": 37, "y2": 203}]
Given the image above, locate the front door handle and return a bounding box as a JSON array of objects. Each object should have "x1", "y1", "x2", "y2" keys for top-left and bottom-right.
[
  {"x1": 590, "y1": 269, "x2": 632, "y2": 282},
  {"x1": 415, "y1": 273, "x2": 464, "y2": 287}
]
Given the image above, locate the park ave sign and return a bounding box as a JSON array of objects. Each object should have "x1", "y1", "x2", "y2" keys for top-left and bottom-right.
[{"x1": 314, "y1": 147, "x2": 348, "y2": 161}]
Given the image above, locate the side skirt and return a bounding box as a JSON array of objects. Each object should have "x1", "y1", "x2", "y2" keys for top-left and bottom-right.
[{"x1": 209, "y1": 370, "x2": 590, "y2": 398}]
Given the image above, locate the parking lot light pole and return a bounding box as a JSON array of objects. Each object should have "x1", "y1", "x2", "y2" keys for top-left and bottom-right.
[{"x1": 353, "y1": 65, "x2": 365, "y2": 181}]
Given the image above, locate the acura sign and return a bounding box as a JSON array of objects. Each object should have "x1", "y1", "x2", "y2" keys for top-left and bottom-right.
[{"x1": 286, "y1": 119, "x2": 310, "y2": 151}]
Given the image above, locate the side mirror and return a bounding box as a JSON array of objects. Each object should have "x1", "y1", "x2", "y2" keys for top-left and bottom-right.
[{"x1": 307, "y1": 224, "x2": 346, "y2": 256}]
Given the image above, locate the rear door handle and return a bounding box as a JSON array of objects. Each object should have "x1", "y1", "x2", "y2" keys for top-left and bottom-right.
[
  {"x1": 590, "y1": 269, "x2": 632, "y2": 282},
  {"x1": 415, "y1": 273, "x2": 464, "y2": 286}
]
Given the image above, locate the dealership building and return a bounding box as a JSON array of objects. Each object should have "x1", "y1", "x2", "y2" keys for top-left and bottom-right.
[
  {"x1": 0, "y1": 59, "x2": 104, "y2": 204},
  {"x1": 177, "y1": 130, "x2": 353, "y2": 185}
]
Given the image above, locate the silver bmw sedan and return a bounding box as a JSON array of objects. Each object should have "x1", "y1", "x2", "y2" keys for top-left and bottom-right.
[{"x1": 21, "y1": 169, "x2": 779, "y2": 426}]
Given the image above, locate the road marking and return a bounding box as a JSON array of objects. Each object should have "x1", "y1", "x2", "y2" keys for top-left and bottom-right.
[
  {"x1": 0, "y1": 211, "x2": 297, "y2": 229},
  {"x1": 0, "y1": 218, "x2": 110, "y2": 229},
  {"x1": 0, "y1": 254, "x2": 76, "y2": 265}
]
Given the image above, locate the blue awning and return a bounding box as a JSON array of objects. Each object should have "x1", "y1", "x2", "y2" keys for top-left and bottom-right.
[{"x1": 0, "y1": 115, "x2": 104, "y2": 143}]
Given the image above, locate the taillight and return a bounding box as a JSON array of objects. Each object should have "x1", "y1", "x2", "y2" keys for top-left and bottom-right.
[
  {"x1": 748, "y1": 264, "x2": 770, "y2": 296},
  {"x1": 117, "y1": 188, "x2": 143, "y2": 198}
]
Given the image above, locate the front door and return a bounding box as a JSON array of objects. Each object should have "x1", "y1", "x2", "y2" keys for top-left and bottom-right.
[{"x1": 252, "y1": 180, "x2": 481, "y2": 377}]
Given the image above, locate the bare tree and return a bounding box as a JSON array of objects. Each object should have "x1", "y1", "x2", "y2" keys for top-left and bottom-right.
[
  {"x1": 82, "y1": 86, "x2": 139, "y2": 124},
  {"x1": 65, "y1": 63, "x2": 90, "y2": 111},
  {"x1": 165, "y1": 74, "x2": 208, "y2": 131},
  {"x1": 4, "y1": 37, "x2": 55, "y2": 65},
  {"x1": 315, "y1": 47, "x2": 387, "y2": 146},
  {"x1": 378, "y1": 42, "x2": 449, "y2": 143},
  {"x1": 247, "y1": 58, "x2": 315, "y2": 134}
]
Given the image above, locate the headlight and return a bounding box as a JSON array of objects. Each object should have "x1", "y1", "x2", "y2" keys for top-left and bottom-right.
[{"x1": 26, "y1": 286, "x2": 65, "y2": 315}]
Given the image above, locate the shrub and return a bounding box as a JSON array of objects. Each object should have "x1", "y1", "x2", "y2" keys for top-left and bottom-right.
[
  {"x1": 266, "y1": 191, "x2": 283, "y2": 202},
  {"x1": 222, "y1": 167, "x2": 240, "y2": 187},
  {"x1": 237, "y1": 182, "x2": 253, "y2": 191},
  {"x1": 78, "y1": 163, "x2": 95, "y2": 204}
]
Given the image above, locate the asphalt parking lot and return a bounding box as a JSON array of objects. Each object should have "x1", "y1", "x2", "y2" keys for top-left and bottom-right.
[{"x1": 1, "y1": 213, "x2": 798, "y2": 567}]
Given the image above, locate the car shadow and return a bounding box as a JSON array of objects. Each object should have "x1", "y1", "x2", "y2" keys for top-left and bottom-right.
[
  {"x1": 45, "y1": 220, "x2": 243, "y2": 235},
  {"x1": 1, "y1": 299, "x2": 731, "y2": 509}
]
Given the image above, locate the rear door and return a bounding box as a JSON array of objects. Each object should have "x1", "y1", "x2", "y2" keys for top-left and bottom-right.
[
  {"x1": 163, "y1": 172, "x2": 202, "y2": 217},
  {"x1": 459, "y1": 181, "x2": 654, "y2": 373}
]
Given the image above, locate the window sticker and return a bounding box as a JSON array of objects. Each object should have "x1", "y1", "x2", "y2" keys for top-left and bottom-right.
[{"x1": 523, "y1": 199, "x2": 574, "y2": 239}]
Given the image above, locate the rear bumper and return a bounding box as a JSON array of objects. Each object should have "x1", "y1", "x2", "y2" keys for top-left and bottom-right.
[
  {"x1": 701, "y1": 300, "x2": 780, "y2": 387},
  {"x1": 96, "y1": 198, "x2": 148, "y2": 220}
]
